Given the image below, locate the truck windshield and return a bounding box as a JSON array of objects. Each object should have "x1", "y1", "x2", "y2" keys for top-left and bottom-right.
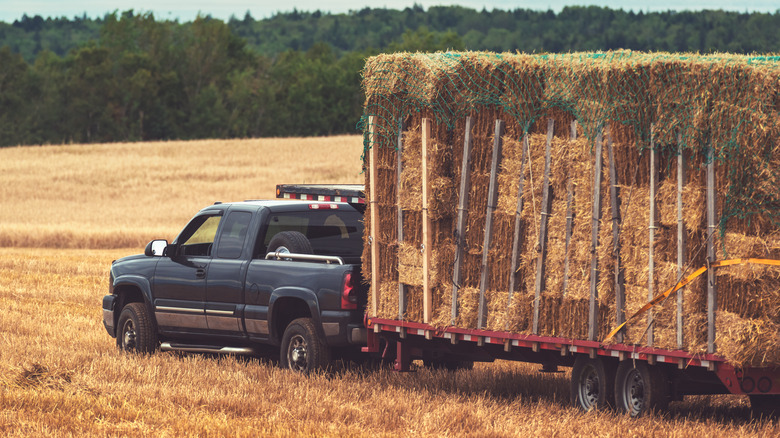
[{"x1": 261, "y1": 210, "x2": 364, "y2": 260}]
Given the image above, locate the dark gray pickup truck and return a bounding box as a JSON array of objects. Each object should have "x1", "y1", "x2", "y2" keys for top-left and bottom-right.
[{"x1": 102, "y1": 185, "x2": 367, "y2": 373}]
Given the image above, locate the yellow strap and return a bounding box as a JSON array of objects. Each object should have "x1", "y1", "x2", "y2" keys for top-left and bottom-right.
[{"x1": 602, "y1": 258, "x2": 780, "y2": 343}]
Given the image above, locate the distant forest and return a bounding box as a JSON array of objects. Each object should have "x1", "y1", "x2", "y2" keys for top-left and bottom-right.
[{"x1": 1, "y1": 6, "x2": 779, "y2": 146}]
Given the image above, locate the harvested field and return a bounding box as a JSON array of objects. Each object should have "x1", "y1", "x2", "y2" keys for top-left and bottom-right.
[{"x1": 0, "y1": 137, "x2": 778, "y2": 434}]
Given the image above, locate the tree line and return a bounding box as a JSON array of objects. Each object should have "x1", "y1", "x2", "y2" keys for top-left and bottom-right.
[{"x1": 1, "y1": 6, "x2": 779, "y2": 146}]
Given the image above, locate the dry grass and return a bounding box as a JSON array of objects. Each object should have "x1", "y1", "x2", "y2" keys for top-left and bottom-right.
[
  {"x1": 0, "y1": 136, "x2": 365, "y2": 249},
  {"x1": 1, "y1": 138, "x2": 779, "y2": 436}
]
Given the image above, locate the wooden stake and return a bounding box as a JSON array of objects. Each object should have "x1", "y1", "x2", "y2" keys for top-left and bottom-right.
[
  {"x1": 706, "y1": 143, "x2": 717, "y2": 354},
  {"x1": 478, "y1": 119, "x2": 505, "y2": 329},
  {"x1": 368, "y1": 115, "x2": 380, "y2": 317},
  {"x1": 648, "y1": 132, "x2": 657, "y2": 347},
  {"x1": 396, "y1": 117, "x2": 406, "y2": 319},
  {"x1": 562, "y1": 120, "x2": 577, "y2": 297},
  {"x1": 608, "y1": 133, "x2": 625, "y2": 344},
  {"x1": 508, "y1": 132, "x2": 529, "y2": 305},
  {"x1": 588, "y1": 129, "x2": 605, "y2": 342},
  {"x1": 677, "y1": 134, "x2": 685, "y2": 349},
  {"x1": 533, "y1": 119, "x2": 554, "y2": 334},
  {"x1": 422, "y1": 118, "x2": 432, "y2": 324},
  {"x1": 452, "y1": 116, "x2": 474, "y2": 324}
]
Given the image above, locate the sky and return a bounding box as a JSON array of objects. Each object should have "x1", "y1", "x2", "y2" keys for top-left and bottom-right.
[{"x1": 0, "y1": 1, "x2": 777, "y2": 23}]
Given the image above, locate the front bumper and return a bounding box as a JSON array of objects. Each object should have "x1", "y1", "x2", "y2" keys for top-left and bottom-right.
[{"x1": 102, "y1": 295, "x2": 117, "y2": 338}]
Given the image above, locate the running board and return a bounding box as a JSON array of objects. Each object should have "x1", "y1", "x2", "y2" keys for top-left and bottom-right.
[{"x1": 160, "y1": 342, "x2": 256, "y2": 355}]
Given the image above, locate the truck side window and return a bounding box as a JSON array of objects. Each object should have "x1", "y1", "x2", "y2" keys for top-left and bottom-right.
[
  {"x1": 177, "y1": 215, "x2": 222, "y2": 257},
  {"x1": 216, "y1": 211, "x2": 252, "y2": 259}
]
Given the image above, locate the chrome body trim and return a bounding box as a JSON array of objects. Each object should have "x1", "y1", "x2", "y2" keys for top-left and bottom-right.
[
  {"x1": 155, "y1": 306, "x2": 203, "y2": 314},
  {"x1": 264, "y1": 252, "x2": 344, "y2": 265},
  {"x1": 246, "y1": 319, "x2": 269, "y2": 335}
]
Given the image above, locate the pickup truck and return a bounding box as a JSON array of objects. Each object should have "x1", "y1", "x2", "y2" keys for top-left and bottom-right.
[{"x1": 101, "y1": 185, "x2": 367, "y2": 373}]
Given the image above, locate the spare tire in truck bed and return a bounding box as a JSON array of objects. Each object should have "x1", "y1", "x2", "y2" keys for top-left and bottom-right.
[{"x1": 267, "y1": 231, "x2": 313, "y2": 255}]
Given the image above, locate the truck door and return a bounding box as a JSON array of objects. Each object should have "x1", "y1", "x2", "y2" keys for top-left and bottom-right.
[
  {"x1": 204, "y1": 210, "x2": 253, "y2": 336},
  {"x1": 153, "y1": 211, "x2": 223, "y2": 333}
]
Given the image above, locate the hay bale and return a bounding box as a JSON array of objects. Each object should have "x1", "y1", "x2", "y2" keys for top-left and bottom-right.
[{"x1": 362, "y1": 51, "x2": 780, "y2": 366}]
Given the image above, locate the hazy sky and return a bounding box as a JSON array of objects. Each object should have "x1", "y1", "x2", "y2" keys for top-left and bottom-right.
[{"x1": 1, "y1": 1, "x2": 776, "y2": 22}]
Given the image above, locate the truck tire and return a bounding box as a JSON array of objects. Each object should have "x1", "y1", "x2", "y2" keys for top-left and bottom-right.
[
  {"x1": 280, "y1": 317, "x2": 330, "y2": 374},
  {"x1": 267, "y1": 231, "x2": 313, "y2": 255},
  {"x1": 614, "y1": 361, "x2": 669, "y2": 417},
  {"x1": 116, "y1": 302, "x2": 158, "y2": 354},
  {"x1": 571, "y1": 356, "x2": 617, "y2": 411}
]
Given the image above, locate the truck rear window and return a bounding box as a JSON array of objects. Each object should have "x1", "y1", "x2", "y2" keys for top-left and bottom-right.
[{"x1": 260, "y1": 210, "x2": 364, "y2": 260}]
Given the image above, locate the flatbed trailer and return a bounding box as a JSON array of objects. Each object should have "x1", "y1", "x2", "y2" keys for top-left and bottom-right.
[
  {"x1": 277, "y1": 184, "x2": 780, "y2": 417},
  {"x1": 362, "y1": 317, "x2": 780, "y2": 416}
]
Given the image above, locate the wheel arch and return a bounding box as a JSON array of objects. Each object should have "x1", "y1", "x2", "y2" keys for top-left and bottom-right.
[
  {"x1": 269, "y1": 288, "x2": 321, "y2": 345},
  {"x1": 112, "y1": 275, "x2": 155, "y2": 329}
]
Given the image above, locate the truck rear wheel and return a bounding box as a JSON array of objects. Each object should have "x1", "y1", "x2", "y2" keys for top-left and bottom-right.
[
  {"x1": 267, "y1": 231, "x2": 313, "y2": 255},
  {"x1": 116, "y1": 302, "x2": 158, "y2": 354},
  {"x1": 571, "y1": 356, "x2": 616, "y2": 411},
  {"x1": 614, "y1": 361, "x2": 668, "y2": 417},
  {"x1": 280, "y1": 317, "x2": 330, "y2": 374}
]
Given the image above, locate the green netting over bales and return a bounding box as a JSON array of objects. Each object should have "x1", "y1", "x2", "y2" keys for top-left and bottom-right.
[{"x1": 359, "y1": 51, "x2": 780, "y2": 239}]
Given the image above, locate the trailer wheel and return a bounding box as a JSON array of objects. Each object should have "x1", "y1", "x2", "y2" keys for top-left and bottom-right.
[
  {"x1": 571, "y1": 356, "x2": 617, "y2": 411},
  {"x1": 116, "y1": 302, "x2": 158, "y2": 354},
  {"x1": 614, "y1": 361, "x2": 669, "y2": 417},
  {"x1": 267, "y1": 231, "x2": 313, "y2": 255},
  {"x1": 280, "y1": 317, "x2": 330, "y2": 374},
  {"x1": 750, "y1": 395, "x2": 780, "y2": 418}
]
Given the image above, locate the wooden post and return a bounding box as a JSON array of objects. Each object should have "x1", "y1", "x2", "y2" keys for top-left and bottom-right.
[
  {"x1": 508, "y1": 132, "x2": 529, "y2": 305},
  {"x1": 368, "y1": 115, "x2": 380, "y2": 317},
  {"x1": 677, "y1": 134, "x2": 685, "y2": 349},
  {"x1": 588, "y1": 129, "x2": 605, "y2": 342},
  {"x1": 706, "y1": 144, "x2": 717, "y2": 354},
  {"x1": 478, "y1": 119, "x2": 505, "y2": 329},
  {"x1": 422, "y1": 118, "x2": 433, "y2": 324},
  {"x1": 648, "y1": 132, "x2": 657, "y2": 347},
  {"x1": 562, "y1": 120, "x2": 577, "y2": 297},
  {"x1": 608, "y1": 133, "x2": 625, "y2": 344},
  {"x1": 533, "y1": 119, "x2": 554, "y2": 334},
  {"x1": 396, "y1": 117, "x2": 406, "y2": 319},
  {"x1": 452, "y1": 116, "x2": 474, "y2": 324}
]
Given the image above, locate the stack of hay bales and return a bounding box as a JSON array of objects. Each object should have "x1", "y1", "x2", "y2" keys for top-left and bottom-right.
[{"x1": 361, "y1": 51, "x2": 780, "y2": 367}]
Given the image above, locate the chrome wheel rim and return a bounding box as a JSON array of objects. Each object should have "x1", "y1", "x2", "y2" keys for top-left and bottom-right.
[
  {"x1": 287, "y1": 334, "x2": 308, "y2": 372},
  {"x1": 578, "y1": 364, "x2": 600, "y2": 410},
  {"x1": 121, "y1": 319, "x2": 137, "y2": 351},
  {"x1": 624, "y1": 369, "x2": 645, "y2": 416}
]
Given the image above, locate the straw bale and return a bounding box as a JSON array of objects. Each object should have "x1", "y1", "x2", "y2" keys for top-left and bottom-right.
[
  {"x1": 377, "y1": 281, "x2": 400, "y2": 319},
  {"x1": 715, "y1": 311, "x2": 780, "y2": 367},
  {"x1": 362, "y1": 51, "x2": 780, "y2": 365}
]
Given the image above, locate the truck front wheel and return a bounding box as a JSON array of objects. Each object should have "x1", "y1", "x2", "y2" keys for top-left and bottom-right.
[
  {"x1": 116, "y1": 302, "x2": 158, "y2": 354},
  {"x1": 280, "y1": 317, "x2": 330, "y2": 374}
]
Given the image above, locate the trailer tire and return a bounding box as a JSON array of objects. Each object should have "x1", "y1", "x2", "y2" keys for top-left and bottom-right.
[
  {"x1": 116, "y1": 302, "x2": 158, "y2": 354},
  {"x1": 571, "y1": 356, "x2": 617, "y2": 411},
  {"x1": 268, "y1": 231, "x2": 313, "y2": 256},
  {"x1": 614, "y1": 361, "x2": 669, "y2": 417},
  {"x1": 750, "y1": 395, "x2": 780, "y2": 418},
  {"x1": 280, "y1": 317, "x2": 330, "y2": 374}
]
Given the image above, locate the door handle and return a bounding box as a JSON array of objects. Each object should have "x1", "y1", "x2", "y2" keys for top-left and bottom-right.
[{"x1": 196, "y1": 268, "x2": 206, "y2": 278}]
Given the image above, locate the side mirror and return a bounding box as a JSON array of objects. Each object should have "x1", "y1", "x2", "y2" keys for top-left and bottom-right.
[{"x1": 144, "y1": 239, "x2": 169, "y2": 257}]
